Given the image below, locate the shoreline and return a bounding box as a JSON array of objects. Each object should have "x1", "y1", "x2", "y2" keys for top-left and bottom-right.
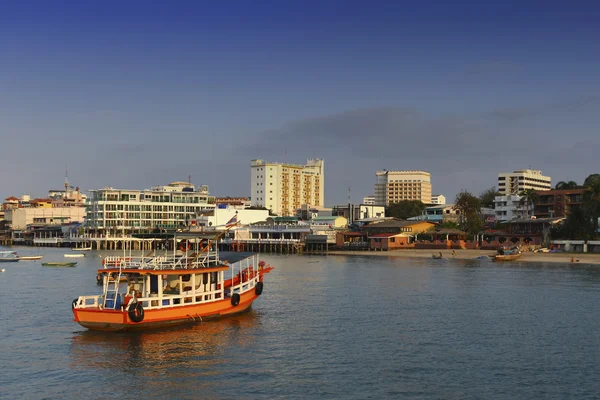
[{"x1": 318, "y1": 249, "x2": 600, "y2": 265}]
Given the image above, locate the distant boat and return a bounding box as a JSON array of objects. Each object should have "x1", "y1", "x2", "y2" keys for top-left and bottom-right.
[
  {"x1": 42, "y1": 262, "x2": 77, "y2": 267},
  {"x1": 65, "y1": 253, "x2": 85, "y2": 258},
  {"x1": 494, "y1": 253, "x2": 523, "y2": 262},
  {"x1": 0, "y1": 251, "x2": 19, "y2": 263},
  {"x1": 19, "y1": 255, "x2": 43, "y2": 261},
  {"x1": 73, "y1": 245, "x2": 92, "y2": 251}
]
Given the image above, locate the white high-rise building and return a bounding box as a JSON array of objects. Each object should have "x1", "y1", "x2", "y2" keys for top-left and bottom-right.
[
  {"x1": 497, "y1": 169, "x2": 551, "y2": 195},
  {"x1": 374, "y1": 170, "x2": 432, "y2": 206},
  {"x1": 250, "y1": 159, "x2": 324, "y2": 216}
]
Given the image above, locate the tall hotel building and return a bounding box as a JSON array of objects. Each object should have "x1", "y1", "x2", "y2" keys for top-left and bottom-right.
[
  {"x1": 497, "y1": 169, "x2": 551, "y2": 195},
  {"x1": 86, "y1": 182, "x2": 215, "y2": 232},
  {"x1": 250, "y1": 159, "x2": 324, "y2": 216},
  {"x1": 374, "y1": 170, "x2": 432, "y2": 206}
]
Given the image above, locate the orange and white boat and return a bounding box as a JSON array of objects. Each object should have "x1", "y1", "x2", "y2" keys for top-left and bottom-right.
[{"x1": 72, "y1": 233, "x2": 273, "y2": 332}]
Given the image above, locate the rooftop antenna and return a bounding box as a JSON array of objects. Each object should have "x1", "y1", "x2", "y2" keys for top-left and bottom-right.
[{"x1": 188, "y1": 174, "x2": 191, "y2": 185}]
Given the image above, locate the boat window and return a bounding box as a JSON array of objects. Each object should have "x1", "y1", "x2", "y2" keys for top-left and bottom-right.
[{"x1": 182, "y1": 274, "x2": 191, "y2": 282}]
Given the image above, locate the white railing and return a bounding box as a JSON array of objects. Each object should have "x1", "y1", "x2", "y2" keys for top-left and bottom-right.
[{"x1": 220, "y1": 238, "x2": 300, "y2": 243}]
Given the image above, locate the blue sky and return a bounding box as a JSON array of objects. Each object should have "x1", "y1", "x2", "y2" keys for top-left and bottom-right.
[{"x1": 1, "y1": 1, "x2": 599, "y2": 205}]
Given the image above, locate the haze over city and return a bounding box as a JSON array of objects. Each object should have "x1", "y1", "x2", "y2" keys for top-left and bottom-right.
[{"x1": 1, "y1": 1, "x2": 599, "y2": 203}]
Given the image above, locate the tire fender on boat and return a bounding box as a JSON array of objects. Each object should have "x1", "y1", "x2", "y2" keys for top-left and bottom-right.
[
  {"x1": 255, "y1": 281, "x2": 264, "y2": 296},
  {"x1": 128, "y1": 302, "x2": 145, "y2": 323},
  {"x1": 231, "y1": 293, "x2": 240, "y2": 307}
]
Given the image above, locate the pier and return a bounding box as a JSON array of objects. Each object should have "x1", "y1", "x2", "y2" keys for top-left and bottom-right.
[{"x1": 218, "y1": 238, "x2": 304, "y2": 254}]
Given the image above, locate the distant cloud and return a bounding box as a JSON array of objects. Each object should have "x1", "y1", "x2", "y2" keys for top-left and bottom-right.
[{"x1": 242, "y1": 96, "x2": 600, "y2": 204}]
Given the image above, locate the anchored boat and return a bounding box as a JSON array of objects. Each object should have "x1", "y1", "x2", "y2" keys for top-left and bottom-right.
[
  {"x1": 19, "y1": 255, "x2": 43, "y2": 261},
  {"x1": 72, "y1": 232, "x2": 274, "y2": 332},
  {"x1": 493, "y1": 246, "x2": 522, "y2": 262},
  {"x1": 43, "y1": 262, "x2": 78, "y2": 267},
  {"x1": 0, "y1": 251, "x2": 19, "y2": 263}
]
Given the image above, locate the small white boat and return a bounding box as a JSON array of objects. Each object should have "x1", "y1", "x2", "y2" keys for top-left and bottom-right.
[
  {"x1": 65, "y1": 253, "x2": 85, "y2": 258},
  {"x1": 19, "y1": 255, "x2": 43, "y2": 261},
  {"x1": 73, "y1": 246, "x2": 92, "y2": 251}
]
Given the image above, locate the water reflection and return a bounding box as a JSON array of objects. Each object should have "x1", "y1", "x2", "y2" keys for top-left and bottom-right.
[{"x1": 70, "y1": 310, "x2": 260, "y2": 376}]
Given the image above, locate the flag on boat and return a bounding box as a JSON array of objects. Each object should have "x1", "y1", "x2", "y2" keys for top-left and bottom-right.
[{"x1": 225, "y1": 214, "x2": 239, "y2": 228}]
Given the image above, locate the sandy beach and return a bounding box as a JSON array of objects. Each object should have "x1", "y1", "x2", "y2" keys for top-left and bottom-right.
[{"x1": 323, "y1": 249, "x2": 600, "y2": 265}]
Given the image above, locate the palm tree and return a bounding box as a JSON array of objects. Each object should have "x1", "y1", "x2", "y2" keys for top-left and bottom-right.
[
  {"x1": 583, "y1": 176, "x2": 600, "y2": 233},
  {"x1": 519, "y1": 189, "x2": 540, "y2": 218},
  {"x1": 555, "y1": 180, "x2": 579, "y2": 190}
]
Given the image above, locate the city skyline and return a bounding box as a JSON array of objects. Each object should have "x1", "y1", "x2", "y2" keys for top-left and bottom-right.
[{"x1": 1, "y1": 2, "x2": 599, "y2": 204}]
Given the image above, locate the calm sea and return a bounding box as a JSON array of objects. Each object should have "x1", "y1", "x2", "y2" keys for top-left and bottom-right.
[{"x1": 2, "y1": 246, "x2": 600, "y2": 399}]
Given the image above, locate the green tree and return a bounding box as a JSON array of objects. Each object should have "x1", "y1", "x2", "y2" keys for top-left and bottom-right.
[
  {"x1": 553, "y1": 206, "x2": 594, "y2": 240},
  {"x1": 583, "y1": 173, "x2": 600, "y2": 234},
  {"x1": 387, "y1": 200, "x2": 426, "y2": 219},
  {"x1": 439, "y1": 221, "x2": 460, "y2": 230},
  {"x1": 518, "y1": 189, "x2": 540, "y2": 218},
  {"x1": 453, "y1": 191, "x2": 483, "y2": 234},
  {"x1": 554, "y1": 180, "x2": 579, "y2": 190},
  {"x1": 478, "y1": 187, "x2": 501, "y2": 208}
]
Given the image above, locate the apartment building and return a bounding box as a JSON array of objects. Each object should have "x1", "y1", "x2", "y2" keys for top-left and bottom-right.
[
  {"x1": 374, "y1": 170, "x2": 432, "y2": 206},
  {"x1": 250, "y1": 159, "x2": 324, "y2": 216},
  {"x1": 493, "y1": 195, "x2": 528, "y2": 222},
  {"x1": 497, "y1": 169, "x2": 551, "y2": 195},
  {"x1": 534, "y1": 188, "x2": 585, "y2": 218},
  {"x1": 86, "y1": 181, "x2": 215, "y2": 232}
]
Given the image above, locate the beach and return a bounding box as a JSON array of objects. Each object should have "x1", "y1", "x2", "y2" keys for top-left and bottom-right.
[{"x1": 325, "y1": 249, "x2": 600, "y2": 265}]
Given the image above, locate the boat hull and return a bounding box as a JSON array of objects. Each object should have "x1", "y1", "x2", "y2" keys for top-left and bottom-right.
[
  {"x1": 19, "y1": 256, "x2": 43, "y2": 261},
  {"x1": 73, "y1": 290, "x2": 259, "y2": 332},
  {"x1": 494, "y1": 254, "x2": 522, "y2": 261},
  {"x1": 0, "y1": 259, "x2": 19, "y2": 263}
]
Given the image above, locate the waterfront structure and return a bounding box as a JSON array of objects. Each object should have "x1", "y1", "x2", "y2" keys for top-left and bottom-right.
[
  {"x1": 4, "y1": 187, "x2": 88, "y2": 230},
  {"x1": 6, "y1": 207, "x2": 86, "y2": 230},
  {"x1": 430, "y1": 194, "x2": 446, "y2": 205},
  {"x1": 363, "y1": 196, "x2": 376, "y2": 205},
  {"x1": 374, "y1": 170, "x2": 432, "y2": 206},
  {"x1": 250, "y1": 158, "x2": 324, "y2": 217},
  {"x1": 497, "y1": 169, "x2": 551, "y2": 195},
  {"x1": 361, "y1": 219, "x2": 435, "y2": 236},
  {"x1": 86, "y1": 182, "x2": 216, "y2": 233},
  {"x1": 534, "y1": 188, "x2": 585, "y2": 218}
]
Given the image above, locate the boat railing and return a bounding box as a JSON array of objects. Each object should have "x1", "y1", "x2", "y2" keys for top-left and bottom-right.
[{"x1": 102, "y1": 254, "x2": 222, "y2": 270}]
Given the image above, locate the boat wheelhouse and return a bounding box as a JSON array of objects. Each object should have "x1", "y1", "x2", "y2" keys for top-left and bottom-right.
[
  {"x1": 72, "y1": 232, "x2": 273, "y2": 331},
  {"x1": 0, "y1": 251, "x2": 19, "y2": 262}
]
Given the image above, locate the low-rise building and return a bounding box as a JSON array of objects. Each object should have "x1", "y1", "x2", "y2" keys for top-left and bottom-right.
[
  {"x1": 194, "y1": 207, "x2": 269, "y2": 230},
  {"x1": 408, "y1": 204, "x2": 459, "y2": 223},
  {"x1": 361, "y1": 219, "x2": 435, "y2": 236},
  {"x1": 331, "y1": 204, "x2": 385, "y2": 223}
]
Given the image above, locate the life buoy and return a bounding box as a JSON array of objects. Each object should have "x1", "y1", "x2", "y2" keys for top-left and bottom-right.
[
  {"x1": 128, "y1": 302, "x2": 144, "y2": 323},
  {"x1": 255, "y1": 281, "x2": 264, "y2": 296},
  {"x1": 72, "y1": 298, "x2": 79, "y2": 309},
  {"x1": 231, "y1": 293, "x2": 240, "y2": 307}
]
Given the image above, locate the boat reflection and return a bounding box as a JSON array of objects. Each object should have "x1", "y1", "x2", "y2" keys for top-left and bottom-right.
[{"x1": 70, "y1": 310, "x2": 260, "y2": 376}]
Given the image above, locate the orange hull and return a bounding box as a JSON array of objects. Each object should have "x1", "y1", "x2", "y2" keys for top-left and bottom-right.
[{"x1": 73, "y1": 290, "x2": 259, "y2": 332}]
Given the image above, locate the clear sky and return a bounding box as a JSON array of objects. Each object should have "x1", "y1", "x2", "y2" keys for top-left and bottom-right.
[{"x1": 1, "y1": 1, "x2": 599, "y2": 205}]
